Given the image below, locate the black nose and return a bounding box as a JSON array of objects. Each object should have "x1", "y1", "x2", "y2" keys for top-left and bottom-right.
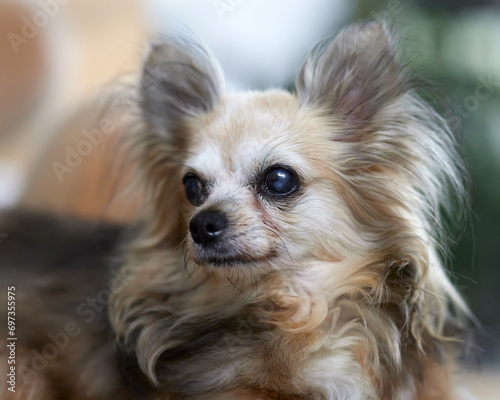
[{"x1": 189, "y1": 211, "x2": 228, "y2": 246}]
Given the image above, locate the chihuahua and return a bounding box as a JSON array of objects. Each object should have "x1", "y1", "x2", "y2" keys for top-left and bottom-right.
[{"x1": 0, "y1": 21, "x2": 473, "y2": 400}]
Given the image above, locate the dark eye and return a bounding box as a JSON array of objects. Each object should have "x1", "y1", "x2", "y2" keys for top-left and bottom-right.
[
  {"x1": 183, "y1": 174, "x2": 204, "y2": 206},
  {"x1": 264, "y1": 168, "x2": 297, "y2": 195}
]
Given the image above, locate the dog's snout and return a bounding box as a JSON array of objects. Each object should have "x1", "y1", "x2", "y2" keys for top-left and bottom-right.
[{"x1": 189, "y1": 211, "x2": 228, "y2": 245}]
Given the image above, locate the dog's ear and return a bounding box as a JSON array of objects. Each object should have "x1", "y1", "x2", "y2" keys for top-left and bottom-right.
[
  {"x1": 140, "y1": 36, "x2": 223, "y2": 147},
  {"x1": 296, "y1": 22, "x2": 409, "y2": 138}
]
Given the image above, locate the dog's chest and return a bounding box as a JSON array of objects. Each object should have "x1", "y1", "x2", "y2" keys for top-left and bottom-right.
[{"x1": 131, "y1": 305, "x2": 318, "y2": 397}]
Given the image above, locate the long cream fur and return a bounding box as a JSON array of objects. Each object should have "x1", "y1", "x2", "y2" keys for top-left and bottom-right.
[{"x1": 109, "y1": 22, "x2": 473, "y2": 399}]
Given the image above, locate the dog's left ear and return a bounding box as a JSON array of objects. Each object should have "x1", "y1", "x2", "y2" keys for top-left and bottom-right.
[
  {"x1": 140, "y1": 36, "x2": 223, "y2": 148},
  {"x1": 297, "y1": 22, "x2": 409, "y2": 137}
]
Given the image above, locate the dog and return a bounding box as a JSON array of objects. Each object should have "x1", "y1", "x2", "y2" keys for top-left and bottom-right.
[{"x1": 0, "y1": 21, "x2": 474, "y2": 399}]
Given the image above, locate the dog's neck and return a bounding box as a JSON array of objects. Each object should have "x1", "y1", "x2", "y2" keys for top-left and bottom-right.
[{"x1": 110, "y1": 242, "x2": 456, "y2": 399}]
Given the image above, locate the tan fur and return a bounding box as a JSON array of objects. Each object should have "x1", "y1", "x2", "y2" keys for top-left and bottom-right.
[
  {"x1": 0, "y1": 21, "x2": 473, "y2": 400},
  {"x1": 106, "y1": 22, "x2": 474, "y2": 400}
]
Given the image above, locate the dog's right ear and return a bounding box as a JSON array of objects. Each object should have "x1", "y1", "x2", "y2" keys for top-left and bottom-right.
[
  {"x1": 140, "y1": 37, "x2": 223, "y2": 147},
  {"x1": 296, "y1": 22, "x2": 408, "y2": 140}
]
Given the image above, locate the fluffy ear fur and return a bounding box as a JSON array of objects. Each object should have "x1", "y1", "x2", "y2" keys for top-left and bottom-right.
[
  {"x1": 140, "y1": 36, "x2": 223, "y2": 148},
  {"x1": 297, "y1": 22, "x2": 409, "y2": 139},
  {"x1": 296, "y1": 22, "x2": 471, "y2": 396},
  {"x1": 129, "y1": 37, "x2": 223, "y2": 249}
]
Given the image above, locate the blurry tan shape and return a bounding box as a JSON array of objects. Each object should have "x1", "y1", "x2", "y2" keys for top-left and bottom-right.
[
  {"x1": 63, "y1": 0, "x2": 147, "y2": 97},
  {"x1": 20, "y1": 106, "x2": 142, "y2": 222},
  {"x1": 460, "y1": 369, "x2": 500, "y2": 400},
  {"x1": 0, "y1": 1, "x2": 47, "y2": 136},
  {"x1": 4, "y1": 0, "x2": 148, "y2": 220},
  {"x1": 0, "y1": 0, "x2": 147, "y2": 202}
]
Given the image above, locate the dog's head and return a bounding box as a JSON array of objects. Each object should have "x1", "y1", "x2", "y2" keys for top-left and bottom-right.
[
  {"x1": 138, "y1": 22, "x2": 464, "y2": 280},
  {"x1": 136, "y1": 22, "x2": 465, "y2": 279}
]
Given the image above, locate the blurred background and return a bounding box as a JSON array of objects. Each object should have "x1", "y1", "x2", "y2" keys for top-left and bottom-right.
[{"x1": 0, "y1": 0, "x2": 498, "y2": 397}]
